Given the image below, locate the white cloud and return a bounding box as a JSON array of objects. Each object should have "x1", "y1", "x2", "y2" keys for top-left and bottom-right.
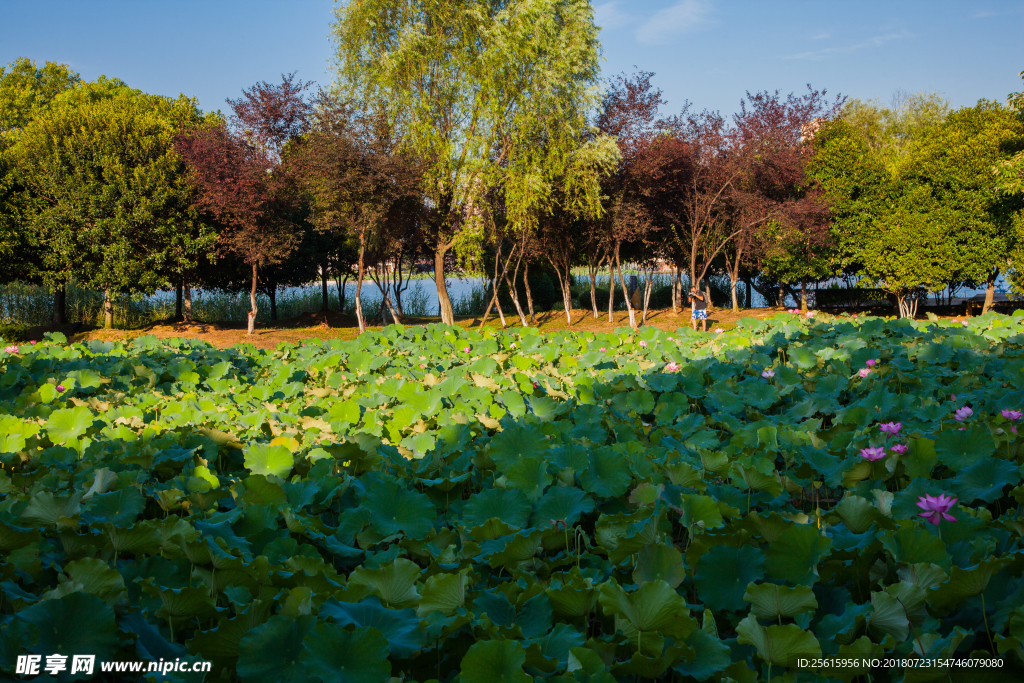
[
  {"x1": 594, "y1": 1, "x2": 629, "y2": 30},
  {"x1": 782, "y1": 30, "x2": 912, "y2": 61},
  {"x1": 635, "y1": 0, "x2": 713, "y2": 45},
  {"x1": 810, "y1": 32, "x2": 831, "y2": 41}
]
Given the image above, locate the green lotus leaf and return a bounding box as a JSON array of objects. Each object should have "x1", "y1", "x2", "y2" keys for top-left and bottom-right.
[
  {"x1": 0, "y1": 416, "x2": 39, "y2": 453},
  {"x1": 147, "y1": 585, "x2": 220, "y2": 621},
  {"x1": 463, "y1": 488, "x2": 532, "y2": 530},
  {"x1": 460, "y1": 639, "x2": 532, "y2": 683},
  {"x1": 479, "y1": 528, "x2": 545, "y2": 568},
  {"x1": 612, "y1": 644, "x2": 693, "y2": 678},
  {"x1": 362, "y1": 479, "x2": 435, "y2": 539},
  {"x1": 598, "y1": 580, "x2": 694, "y2": 639},
  {"x1": 21, "y1": 492, "x2": 81, "y2": 528},
  {"x1": 525, "y1": 623, "x2": 585, "y2": 670},
  {"x1": 673, "y1": 628, "x2": 731, "y2": 682},
  {"x1": 417, "y1": 567, "x2": 470, "y2": 617},
  {"x1": 735, "y1": 614, "x2": 821, "y2": 666},
  {"x1": 197, "y1": 427, "x2": 244, "y2": 449},
  {"x1": 903, "y1": 438, "x2": 938, "y2": 479},
  {"x1": 83, "y1": 486, "x2": 145, "y2": 525},
  {"x1": 45, "y1": 406, "x2": 94, "y2": 443},
  {"x1": 935, "y1": 426, "x2": 994, "y2": 470},
  {"x1": 927, "y1": 557, "x2": 1007, "y2": 612},
  {"x1": 951, "y1": 457, "x2": 1019, "y2": 504},
  {"x1": 546, "y1": 569, "x2": 598, "y2": 619},
  {"x1": 186, "y1": 608, "x2": 272, "y2": 669},
  {"x1": 319, "y1": 596, "x2": 425, "y2": 659},
  {"x1": 694, "y1": 545, "x2": 766, "y2": 612},
  {"x1": 237, "y1": 615, "x2": 316, "y2": 683},
  {"x1": 17, "y1": 592, "x2": 120, "y2": 662},
  {"x1": 866, "y1": 591, "x2": 909, "y2": 641},
  {"x1": 488, "y1": 423, "x2": 548, "y2": 472},
  {"x1": 300, "y1": 623, "x2": 391, "y2": 683},
  {"x1": 896, "y1": 563, "x2": 949, "y2": 590},
  {"x1": 633, "y1": 544, "x2": 687, "y2": 589},
  {"x1": 879, "y1": 527, "x2": 951, "y2": 571},
  {"x1": 348, "y1": 558, "x2": 421, "y2": 608},
  {"x1": 580, "y1": 448, "x2": 631, "y2": 499},
  {"x1": 533, "y1": 487, "x2": 594, "y2": 528},
  {"x1": 0, "y1": 522, "x2": 39, "y2": 551},
  {"x1": 743, "y1": 583, "x2": 818, "y2": 620},
  {"x1": 243, "y1": 444, "x2": 294, "y2": 479},
  {"x1": 764, "y1": 523, "x2": 832, "y2": 585},
  {"x1": 505, "y1": 457, "x2": 554, "y2": 501},
  {"x1": 44, "y1": 558, "x2": 126, "y2": 607},
  {"x1": 675, "y1": 494, "x2": 725, "y2": 530},
  {"x1": 833, "y1": 495, "x2": 893, "y2": 534}
]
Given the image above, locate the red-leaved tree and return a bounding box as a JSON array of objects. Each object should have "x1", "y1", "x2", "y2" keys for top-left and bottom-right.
[{"x1": 175, "y1": 73, "x2": 311, "y2": 334}]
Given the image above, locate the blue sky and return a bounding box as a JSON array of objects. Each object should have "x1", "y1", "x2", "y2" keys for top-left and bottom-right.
[{"x1": 2, "y1": 0, "x2": 1021, "y2": 118}]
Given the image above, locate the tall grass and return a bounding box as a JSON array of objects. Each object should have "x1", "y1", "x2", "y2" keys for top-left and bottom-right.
[{"x1": 0, "y1": 280, "x2": 485, "y2": 329}]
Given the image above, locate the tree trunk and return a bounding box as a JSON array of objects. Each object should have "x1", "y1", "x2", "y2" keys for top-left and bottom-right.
[
  {"x1": 778, "y1": 284, "x2": 785, "y2": 309},
  {"x1": 800, "y1": 277, "x2": 808, "y2": 312},
  {"x1": 982, "y1": 268, "x2": 999, "y2": 314},
  {"x1": 336, "y1": 272, "x2": 349, "y2": 313},
  {"x1": 547, "y1": 257, "x2": 573, "y2": 324},
  {"x1": 607, "y1": 257, "x2": 615, "y2": 323},
  {"x1": 321, "y1": 266, "x2": 330, "y2": 312},
  {"x1": 705, "y1": 283, "x2": 713, "y2": 314},
  {"x1": 247, "y1": 263, "x2": 258, "y2": 335},
  {"x1": 587, "y1": 257, "x2": 601, "y2": 319},
  {"x1": 175, "y1": 281, "x2": 183, "y2": 321},
  {"x1": 103, "y1": 289, "x2": 113, "y2": 329},
  {"x1": 523, "y1": 259, "x2": 536, "y2": 322},
  {"x1": 730, "y1": 276, "x2": 739, "y2": 312},
  {"x1": 183, "y1": 278, "x2": 192, "y2": 323},
  {"x1": 435, "y1": 243, "x2": 454, "y2": 325},
  {"x1": 53, "y1": 286, "x2": 66, "y2": 325},
  {"x1": 614, "y1": 245, "x2": 637, "y2": 329},
  {"x1": 269, "y1": 287, "x2": 278, "y2": 322},
  {"x1": 355, "y1": 236, "x2": 366, "y2": 333},
  {"x1": 503, "y1": 248, "x2": 529, "y2": 327}
]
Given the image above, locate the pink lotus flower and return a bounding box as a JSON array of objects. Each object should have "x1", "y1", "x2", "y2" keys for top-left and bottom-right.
[
  {"x1": 860, "y1": 447, "x2": 887, "y2": 462},
  {"x1": 3, "y1": 345, "x2": 17, "y2": 354},
  {"x1": 1001, "y1": 409, "x2": 1023, "y2": 421},
  {"x1": 865, "y1": 359, "x2": 877, "y2": 367},
  {"x1": 30, "y1": 341, "x2": 35, "y2": 344},
  {"x1": 950, "y1": 394, "x2": 956, "y2": 402},
  {"x1": 665, "y1": 361, "x2": 680, "y2": 373},
  {"x1": 714, "y1": 328, "x2": 724, "y2": 333},
  {"x1": 639, "y1": 340, "x2": 647, "y2": 348},
  {"x1": 806, "y1": 311, "x2": 816, "y2": 318},
  {"x1": 761, "y1": 368, "x2": 775, "y2": 379},
  {"x1": 916, "y1": 494, "x2": 958, "y2": 525},
  {"x1": 954, "y1": 406, "x2": 973, "y2": 422},
  {"x1": 667, "y1": 337, "x2": 674, "y2": 341},
  {"x1": 419, "y1": 364, "x2": 425, "y2": 369},
  {"x1": 852, "y1": 314, "x2": 858, "y2": 319},
  {"x1": 961, "y1": 321, "x2": 969, "y2": 327},
  {"x1": 532, "y1": 381, "x2": 539, "y2": 389},
  {"x1": 56, "y1": 384, "x2": 65, "y2": 392},
  {"x1": 879, "y1": 421, "x2": 901, "y2": 436},
  {"x1": 463, "y1": 347, "x2": 470, "y2": 353},
  {"x1": 890, "y1": 443, "x2": 908, "y2": 455},
  {"x1": 599, "y1": 347, "x2": 606, "y2": 352},
  {"x1": 858, "y1": 368, "x2": 872, "y2": 378}
]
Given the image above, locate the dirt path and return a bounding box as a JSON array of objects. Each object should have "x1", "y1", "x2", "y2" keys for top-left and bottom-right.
[{"x1": 60, "y1": 306, "x2": 779, "y2": 349}]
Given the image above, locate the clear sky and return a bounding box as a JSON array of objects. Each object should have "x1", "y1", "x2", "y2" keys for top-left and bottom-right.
[{"x1": 2, "y1": 0, "x2": 1021, "y2": 118}]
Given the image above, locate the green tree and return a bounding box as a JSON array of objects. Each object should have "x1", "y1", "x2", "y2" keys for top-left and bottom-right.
[
  {"x1": 0, "y1": 58, "x2": 81, "y2": 288},
  {"x1": 11, "y1": 80, "x2": 216, "y2": 328},
  {"x1": 332, "y1": 0, "x2": 603, "y2": 325},
  {"x1": 810, "y1": 97, "x2": 1023, "y2": 317}
]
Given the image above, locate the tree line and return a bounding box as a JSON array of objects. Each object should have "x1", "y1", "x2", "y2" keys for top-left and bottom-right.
[{"x1": 1, "y1": 2, "x2": 1022, "y2": 334}]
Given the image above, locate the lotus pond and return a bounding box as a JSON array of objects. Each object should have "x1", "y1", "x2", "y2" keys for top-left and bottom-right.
[{"x1": 2, "y1": 313, "x2": 1024, "y2": 683}]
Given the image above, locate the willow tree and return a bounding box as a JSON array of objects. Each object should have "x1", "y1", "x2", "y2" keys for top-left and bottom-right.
[{"x1": 332, "y1": 0, "x2": 602, "y2": 325}]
